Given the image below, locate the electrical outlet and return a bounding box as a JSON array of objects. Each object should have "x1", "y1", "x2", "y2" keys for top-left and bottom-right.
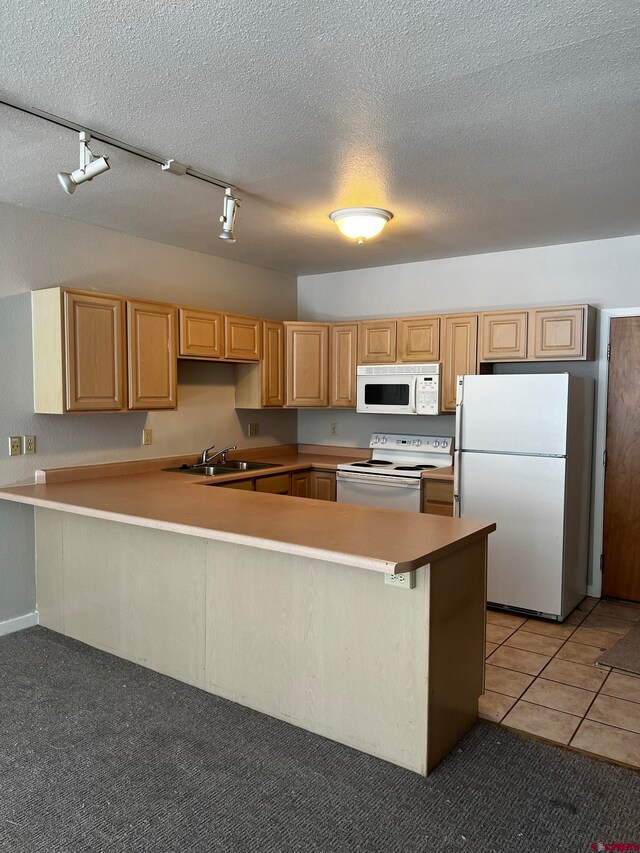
[
  {"x1": 142, "y1": 428, "x2": 152, "y2": 446},
  {"x1": 330, "y1": 423, "x2": 338, "y2": 436},
  {"x1": 384, "y1": 572, "x2": 416, "y2": 590},
  {"x1": 248, "y1": 422, "x2": 259, "y2": 437},
  {"x1": 23, "y1": 435, "x2": 36, "y2": 454},
  {"x1": 8, "y1": 436, "x2": 21, "y2": 456}
]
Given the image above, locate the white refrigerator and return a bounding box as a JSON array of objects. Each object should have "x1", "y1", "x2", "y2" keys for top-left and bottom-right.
[{"x1": 454, "y1": 373, "x2": 594, "y2": 620}]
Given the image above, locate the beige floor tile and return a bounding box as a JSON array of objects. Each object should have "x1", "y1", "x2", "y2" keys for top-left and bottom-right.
[
  {"x1": 486, "y1": 622, "x2": 517, "y2": 644},
  {"x1": 571, "y1": 626, "x2": 621, "y2": 649},
  {"x1": 577, "y1": 597, "x2": 600, "y2": 613},
  {"x1": 601, "y1": 671, "x2": 640, "y2": 704},
  {"x1": 564, "y1": 610, "x2": 587, "y2": 626},
  {"x1": 504, "y1": 629, "x2": 564, "y2": 656},
  {"x1": 581, "y1": 613, "x2": 633, "y2": 636},
  {"x1": 595, "y1": 600, "x2": 640, "y2": 623},
  {"x1": 522, "y1": 619, "x2": 575, "y2": 640},
  {"x1": 521, "y1": 678, "x2": 595, "y2": 716},
  {"x1": 502, "y1": 700, "x2": 581, "y2": 745},
  {"x1": 587, "y1": 694, "x2": 640, "y2": 734},
  {"x1": 540, "y1": 657, "x2": 609, "y2": 692},
  {"x1": 484, "y1": 665, "x2": 534, "y2": 698},
  {"x1": 571, "y1": 719, "x2": 640, "y2": 768},
  {"x1": 487, "y1": 645, "x2": 550, "y2": 676},
  {"x1": 478, "y1": 690, "x2": 517, "y2": 722},
  {"x1": 486, "y1": 610, "x2": 527, "y2": 629},
  {"x1": 555, "y1": 641, "x2": 609, "y2": 666},
  {"x1": 486, "y1": 641, "x2": 499, "y2": 658}
]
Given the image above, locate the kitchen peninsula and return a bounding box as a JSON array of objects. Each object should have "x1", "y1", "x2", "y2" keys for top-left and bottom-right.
[{"x1": 0, "y1": 449, "x2": 494, "y2": 776}]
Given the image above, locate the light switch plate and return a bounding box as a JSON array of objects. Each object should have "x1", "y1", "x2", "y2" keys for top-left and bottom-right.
[
  {"x1": 9, "y1": 436, "x2": 21, "y2": 456},
  {"x1": 23, "y1": 435, "x2": 36, "y2": 454},
  {"x1": 248, "y1": 422, "x2": 259, "y2": 437},
  {"x1": 142, "y1": 428, "x2": 152, "y2": 445}
]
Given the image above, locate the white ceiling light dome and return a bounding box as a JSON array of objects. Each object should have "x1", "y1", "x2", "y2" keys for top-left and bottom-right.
[{"x1": 329, "y1": 207, "x2": 393, "y2": 244}]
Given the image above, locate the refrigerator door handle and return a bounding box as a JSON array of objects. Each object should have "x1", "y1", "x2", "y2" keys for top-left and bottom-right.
[{"x1": 455, "y1": 377, "x2": 463, "y2": 452}]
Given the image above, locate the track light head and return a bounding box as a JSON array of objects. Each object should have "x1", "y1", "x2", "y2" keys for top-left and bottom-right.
[
  {"x1": 219, "y1": 187, "x2": 240, "y2": 242},
  {"x1": 58, "y1": 131, "x2": 110, "y2": 194}
]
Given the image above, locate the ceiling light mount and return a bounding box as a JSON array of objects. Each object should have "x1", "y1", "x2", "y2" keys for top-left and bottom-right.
[
  {"x1": 329, "y1": 207, "x2": 393, "y2": 244},
  {"x1": 219, "y1": 187, "x2": 241, "y2": 243},
  {"x1": 58, "y1": 131, "x2": 110, "y2": 194}
]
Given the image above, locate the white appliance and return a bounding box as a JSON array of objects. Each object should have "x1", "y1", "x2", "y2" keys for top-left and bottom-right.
[
  {"x1": 336, "y1": 432, "x2": 453, "y2": 512},
  {"x1": 454, "y1": 373, "x2": 594, "y2": 620},
  {"x1": 356, "y1": 363, "x2": 441, "y2": 415}
]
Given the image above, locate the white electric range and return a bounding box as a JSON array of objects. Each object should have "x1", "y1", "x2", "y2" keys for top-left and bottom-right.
[{"x1": 336, "y1": 433, "x2": 454, "y2": 512}]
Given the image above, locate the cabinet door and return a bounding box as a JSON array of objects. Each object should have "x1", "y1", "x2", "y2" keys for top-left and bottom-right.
[
  {"x1": 127, "y1": 300, "x2": 178, "y2": 410},
  {"x1": 64, "y1": 292, "x2": 126, "y2": 412},
  {"x1": 225, "y1": 314, "x2": 261, "y2": 361},
  {"x1": 179, "y1": 308, "x2": 223, "y2": 359},
  {"x1": 291, "y1": 471, "x2": 311, "y2": 497},
  {"x1": 285, "y1": 323, "x2": 329, "y2": 407},
  {"x1": 480, "y1": 311, "x2": 528, "y2": 361},
  {"x1": 358, "y1": 320, "x2": 397, "y2": 363},
  {"x1": 530, "y1": 306, "x2": 587, "y2": 359},
  {"x1": 262, "y1": 321, "x2": 285, "y2": 407},
  {"x1": 441, "y1": 314, "x2": 478, "y2": 412},
  {"x1": 398, "y1": 316, "x2": 440, "y2": 362},
  {"x1": 422, "y1": 479, "x2": 454, "y2": 516},
  {"x1": 219, "y1": 479, "x2": 254, "y2": 490},
  {"x1": 330, "y1": 323, "x2": 358, "y2": 407},
  {"x1": 310, "y1": 471, "x2": 336, "y2": 501}
]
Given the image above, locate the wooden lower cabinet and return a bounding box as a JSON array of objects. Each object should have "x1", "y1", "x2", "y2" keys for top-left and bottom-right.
[
  {"x1": 310, "y1": 470, "x2": 336, "y2": 502},
  {"x1": 422, "y1": 479, "x2": 454, "y2": 517},
  {"x1": 255, "y1": 473, "x2": 291, "y2": 495},
  {"x1": 291, "y1": 471, "x2": 311, "y2": 497},
  {"x1": 127, "y1": 300, "x2": 178, "y2": 410},
  {"x1": 219, "y1": 479, "x2": 254, "y2": 491}
]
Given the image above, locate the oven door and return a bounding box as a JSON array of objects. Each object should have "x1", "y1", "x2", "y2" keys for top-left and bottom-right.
[
  {"x1": 356, "y1": 375, "x2": 417, "y2": 414},
  {"x1": 336, "y1": 471, "x2": 422, "y2": 512}
]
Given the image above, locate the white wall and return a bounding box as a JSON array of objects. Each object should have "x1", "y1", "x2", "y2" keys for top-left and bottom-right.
[
  {"x1": 298, "y1": 233, "x2": 640, "y2": 597},
  {"x1": 0, "y1": 203, "x2": 298, "y2": 626}
]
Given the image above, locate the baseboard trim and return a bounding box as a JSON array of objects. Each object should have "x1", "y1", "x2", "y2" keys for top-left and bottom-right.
[{"x1": 0, "y1": 611, "x2": 38, "y2": 637}]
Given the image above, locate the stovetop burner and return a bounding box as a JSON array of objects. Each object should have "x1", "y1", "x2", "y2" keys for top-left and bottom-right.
[
  {"x1": 394, "y1": 464, "x2": 437, "y2": 471},
  {"x1": 350, "y1": 459, "x2": 392, "y2": 467}
]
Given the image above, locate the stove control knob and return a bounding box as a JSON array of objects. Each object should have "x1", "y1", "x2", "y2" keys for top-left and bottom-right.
[
  {"x1": 414, "y1": 439, "x2": 422, "y2": 446},
  {"x1": 380, "y1": 437, "x2": 387, "y2": 444},
  {"x1": 433, "y1": 440, "x2": 440, "y2": 447},
  {"x1": 441, "y1": 440, "x2": 448, "y2": 448},
  {"x1": 372, "y1": 436, "x2": 380, "y2": 444}
]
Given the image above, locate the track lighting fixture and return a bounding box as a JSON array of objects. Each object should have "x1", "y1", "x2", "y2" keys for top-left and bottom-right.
[
  {"x1": 219, "y1": 187, "x2": 241, "y2": 242},
  {"x1": 58, "y1": 131, "x2": 110, "y2": 194}
]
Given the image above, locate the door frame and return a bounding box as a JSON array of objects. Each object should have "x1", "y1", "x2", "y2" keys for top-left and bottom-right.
[{"x1": 590, "y1": 306, "x2": 640, "y2": 598}]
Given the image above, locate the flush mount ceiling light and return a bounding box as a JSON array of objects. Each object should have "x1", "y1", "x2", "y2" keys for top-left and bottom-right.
[
  {"x1": 219, "y1": 187, "x2": 241, "y2": 242},
  {"x1": 329, "y1": 207, "x2": 393, "y2": 244},
  {"x1": 58, "y1": 131, "x2": 110, "y2": 194}
]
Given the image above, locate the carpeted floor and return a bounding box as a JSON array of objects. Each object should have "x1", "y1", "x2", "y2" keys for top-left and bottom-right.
[
  {"x1": 598, "y1": 625, "x2": 640, "y2": 675},
  {"x1": 1, "y1": 628, "x2": 639, "y2": 853}
]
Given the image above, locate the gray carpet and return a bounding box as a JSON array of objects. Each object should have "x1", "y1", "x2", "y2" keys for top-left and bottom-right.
[
  {"x1": 1, "y1": 628, "x2": 638, "y2": 853},
  {"x1": 597, "y1": 625, "x2": 640, "y2": 675}
]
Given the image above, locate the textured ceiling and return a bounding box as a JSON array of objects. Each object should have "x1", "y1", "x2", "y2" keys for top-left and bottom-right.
[{"x1": 1, "y1": 0, "x2": 639, "y2": 275}]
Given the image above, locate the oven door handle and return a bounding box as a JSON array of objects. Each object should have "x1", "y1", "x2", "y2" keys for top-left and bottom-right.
[{"x1": 336, "y1": 471, "x2": 421, "y2": 488}]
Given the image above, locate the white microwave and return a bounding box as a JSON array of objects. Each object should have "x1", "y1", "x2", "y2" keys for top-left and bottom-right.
[{"x1": 356, "y1": 363, "x2": 442, "y2": 415}]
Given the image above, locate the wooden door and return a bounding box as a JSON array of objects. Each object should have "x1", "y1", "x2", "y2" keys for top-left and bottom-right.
[
  {"x1": 127, "y1": 300, "x2": 178, "y2": 410},
  {"x1": 285, "y1": 323, "x2": 329, "y2": 407},
  {"x1": 310, "y1": 471, "x2": 336, "y2": 501},
  {"x1": 225, "y1": 314, "x2": 261, "y2": 361},
  {"x1": 330, "y1": 323, "x2": 358, "y2": 407},
  {"x1": 262, "y1": 321, "x2": 285, "y2": 407},
  {"x1": 291, "y1": 471, "x2": 311, "y2": 497},
  {"x1": 480, "y1": 311, "x2": 528, "y2": 361},
  {"x1": 398, "y1": 316, "x2": 440, "y2": 362},
  {"x1": 179, "y1": 308, "x2": 224, "y2": 359},
  {"x1": 602, "y1": 316, "x2": 640, "y2": 601},
  {"x1": 530, "y1": 306, "x2": 586, "y2": 360},
  {"x1": 441, "y1": 314, "x2": 478, "y2": 412},
  {"x1": 64, "y1": 291, "x2": 126, "y2": 411},
  {"x1": 358, "y1": 320, "x2": 397, "y2": 363}
]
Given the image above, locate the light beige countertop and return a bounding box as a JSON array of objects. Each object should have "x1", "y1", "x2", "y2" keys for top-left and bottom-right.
[{"x1": 0, "y1": 445, "x2": 479, "y2": 574}]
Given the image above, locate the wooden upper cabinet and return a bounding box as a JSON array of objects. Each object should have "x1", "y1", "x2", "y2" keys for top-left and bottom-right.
[
  {"x1": 480, "y1": 311, "x2": 528, "y2": 361},
  {"x1": 398, "y1": 316, "x2": 440, "y2": 362},
  {"x1": 358, "y1": 319, "x2": 397, "y2": 363},
  {"x1": 127, "y1": 300, "x2": 178, "y2": 410},
  {"x1": 330, "y1": 323, "x2": 358, "y2": 407},
  {"x1": 64, "y1": 291, "x2": 127, "y2": 412},
  {"x1": 179, "y1": 308, "x2": 224, "y2": 359},
  {"x1": 441, "y1": 314, "x2": 478, "y2": 412},
  {"x1": 285, "y1": 322, "x2": 329, "y2": 407},
  {"x1": 530, "y1": 306, "x2": 594, "y2": 360},
  {"x1": 224, "y1": 314, "x2": 261, "y2": 361},
  {"x1": 262, "y1": 320, "x2": 285, "y2": 406}
]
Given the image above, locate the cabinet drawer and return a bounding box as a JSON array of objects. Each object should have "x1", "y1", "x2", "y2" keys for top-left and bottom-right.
[
  {"x1": 424, "y1": 480, "x2": 454, "y2": 503},
  {"x1": 423, "y1": 502, "x2": 454, "y2": 517},
  {"x1": 255, "y1": 473, "x2": 291, "y2": 494}
]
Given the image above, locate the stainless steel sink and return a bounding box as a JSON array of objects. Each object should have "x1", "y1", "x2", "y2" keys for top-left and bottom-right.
[{"x1": 164, "y1": 461, "x2": 282, "y2": 476}]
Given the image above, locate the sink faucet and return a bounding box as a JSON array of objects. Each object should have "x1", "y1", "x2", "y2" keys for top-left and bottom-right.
[
  {"x1": 200, "y1": 444, "x2": 216, "y2": 465},
  {"x1": 207, "y1": 445, "x2": 238, "y2": 465}
]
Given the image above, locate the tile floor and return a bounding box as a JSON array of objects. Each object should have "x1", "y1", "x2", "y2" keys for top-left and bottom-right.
[{"x1": 479, "y1": 597, "x2": 640, "y2": 770}]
